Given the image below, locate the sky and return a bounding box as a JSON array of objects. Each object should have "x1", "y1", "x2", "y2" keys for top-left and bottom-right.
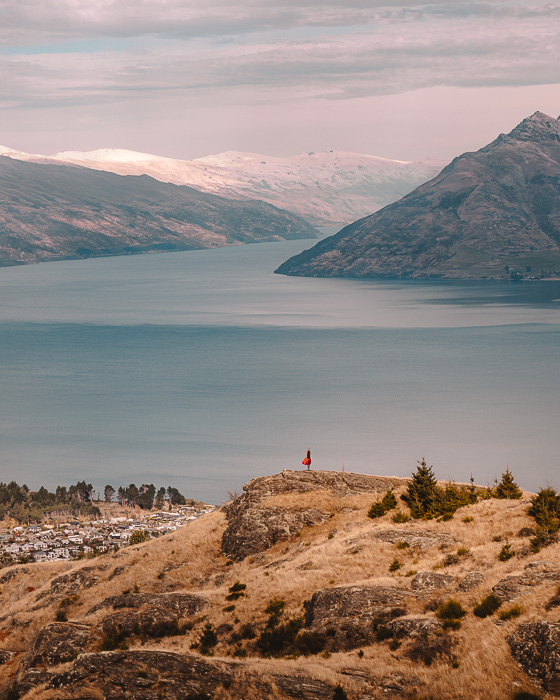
[{"x1": 0, "y1": 0, "x2": 559, "y2": 161}]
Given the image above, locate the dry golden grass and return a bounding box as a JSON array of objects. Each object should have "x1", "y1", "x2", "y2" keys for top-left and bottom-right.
[{"x1": 1, "y1": 474, "x2": 557, "y2": 699}]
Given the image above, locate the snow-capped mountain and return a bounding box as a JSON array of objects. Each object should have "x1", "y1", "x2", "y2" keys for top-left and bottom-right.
[{"x1": 1, "y1": 146, "x2": 445, "y2": 226}]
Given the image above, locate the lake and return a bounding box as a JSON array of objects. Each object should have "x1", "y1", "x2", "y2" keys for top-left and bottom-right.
[{"x1": 0, "y1": 240, "x2": 559, "y2": 502}]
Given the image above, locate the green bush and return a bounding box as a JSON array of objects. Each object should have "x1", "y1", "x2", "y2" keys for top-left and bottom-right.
[
  {"x1": 402, "y1": 459, "x2": 439, "y2": 518},
  {"x1": 498, "y1": 540, "x2": 515, "y2": 562},
  {"x1": 499, "y1": 605, "x2": 524, "y2": 621},
  {"x1": 389, "y1": 558, "x2": 402, "y2": 572},
  {"x1": 512, "y1": 692, "x2": 542, "y2": 700},
  {"x1": 494, "y1": 468, "x2": 523, "y2": 499},
  {"x1": 198, "y1": 623, "x2": 218, "y2": 655},
  {"x1": 256, "y1": 617, "x2": 304, "y2": 657},
  {"x1": 294, "y1": 630, "x2": 327, "y2": 655},
  {"x1": 129, "y1": 529, "x2": 151, "y2": 545},
  {"x1": 395, "y1": 541, "x2": 409, "y2": 550},
  {"x1": 265, "y1": 599, "x2": 285, "y2": 627},
  {"x1": 391, "y1": 510, "x2": 410, "y2": 523},
  {"x1": 333, "y1": 685, "x2": 349, "y2": 700},
  {"x1": 528, "y1": 487, "x2": 560, "y2": 548},
  {"x1": 473, "y1": 594, "x2": 502, "y2": 618},
  {"x1": 226, "y1": 582, "x2": 246, "y2": 601},
  {"x1": 100, "y1": 625, "x2": 129, "y2": 651},
  {"x1": 375, "y1": 625, "x2": 393, "y2": 642},
  {"x1": 368, "y1": 489, "x2": 397, "y2": 519},
  {"x1": 436, "y1": 600, "x2": 467, "y2": 621}
]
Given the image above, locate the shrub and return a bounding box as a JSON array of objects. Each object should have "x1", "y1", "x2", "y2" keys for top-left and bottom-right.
[
  {"x1": 223, "y1": 605, "x2": 236, "y2": 613},
  {"x1": 457, "y1": 547, "x2": 470, "y2": 556},
  {"x1": 499, "y1": 605, "x2": 524, "y2": 621},
  {"x1": 375, "y1": 625, "x2": 393, "y2": 642},
  {"x1": 333, "y1": 685, "x2": 349, "y2": 700},
  {"x1": 436, "y1": 600, "x2": 467, "y2": 622},
  {"x1": 265, "y1": 599, "x2": 285, "y2": 627},
  {"x1": 256, "y1": 617, "x2": 304, "y2": 657},
  {"x1": 226, "y1": 582, "x2": 246, "y2": 602},
  {"x1": 494, "y1": 468, "x2": 523, "y2": 499},
  {"x1": 498, "y1": 539, "x2": 515, "y2": 562},
  {"x1": 185, "y1": 693, "x2": 212, "y2": 700},
  {"x1": 100, "y1": 625, "x2": 129, "y2": 651},
  {"x1": 473, "y1": 594, "x2": 502, "y2": 618},
  {"x1": 294, "y1": 630, "x2": 327, "y2": 655},
  {"x1": 463, "y1": 516, "x2": 474, "y2": 523},
  {"x1": 392, "y1": 510, "x2": 410, "y2": 523},
  {"x1": 129, "y1": 530, "x2": 151, "y2": 545},
  {"x1": 395, "y1": 541, "x2": 409, "y2": 550},
  {"x1": 368, "y1": 489, "x2": 398, "y2": 519},
  {"x1": 198, "y1": 623, "x2": 218, "y2": 655},
  {"x1": 528, "y1": 487, "x2": 560, "y2": 547},
  {"x1": 389, "y1": 559, "x2": 402, "y2": 572},
  {"x1": 389, "y1": 638, "x2": 401, "y2": 650},
  {"x1": 232, "y1": 643, "x2": 247, "y2": 658},
  {"x1": 512, "y1": 693, "x2": 542, "y2": 700}
]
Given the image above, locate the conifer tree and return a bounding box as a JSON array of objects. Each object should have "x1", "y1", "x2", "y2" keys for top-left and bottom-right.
[
  {"x1": 403, "y1": 458, "x2": 439, "y2": 518},
  {"x1": 528, "y1": 486, "x2": 560, "y2": 537},
  {"x1": 494, "y1": 467, "x2": 523, "y2": 499}
]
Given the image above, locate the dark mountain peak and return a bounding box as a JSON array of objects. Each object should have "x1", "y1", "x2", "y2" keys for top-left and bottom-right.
[
  {"x1": 276, "y1": 114, "x2": 560, "y2": 280},
  {"x1": 505, "y1": 111, "x2": 560, "y2": 144}
]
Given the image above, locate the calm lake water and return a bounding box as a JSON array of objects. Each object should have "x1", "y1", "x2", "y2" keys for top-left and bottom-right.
[{"x1": 1, "y1": 240, "x2": 559, "y2": 502}]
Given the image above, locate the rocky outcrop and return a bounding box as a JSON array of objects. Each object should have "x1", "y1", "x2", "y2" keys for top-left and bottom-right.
[
  {"x1": 29, "y1": 622, "x2": 95, "y2": 667},
  {"x1": 222, "y1": 470, "x2": 401, "y2": 560},
  {"x1": 304, "y1": 585, "x2": 410, "y2": 648},
  {"x1": 276, "y1": 112, "x2": 560, "y2": 280},
  {"x1": 372, "y1": 529, "x2": 456, "y2": 550},
  {"x1": 35, "y1": 565, "x2": 107, "y2": 605},
  {"x1": 507, "y1": 622, "x2": 560, "y2": 693},
  {"x1": 458, "y1": 571, "x2": 484, "y2": 592},
  {"x1": 87, "y1": 592, "x2": 206, "y2": 617},
  {"x1": 16, "y1": 649, "x2": 340, "y2": 700},
  {"x1": 411, "y1": 571, "x2": 455, "y2": 592},
  {"x1": 493, "y1": 564, "x2": 560, "y2": 601}
]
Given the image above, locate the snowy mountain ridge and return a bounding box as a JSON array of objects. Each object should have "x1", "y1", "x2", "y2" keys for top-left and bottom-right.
[{"x1": 1, "y1": 145, "x2": 446, "y2": 225}]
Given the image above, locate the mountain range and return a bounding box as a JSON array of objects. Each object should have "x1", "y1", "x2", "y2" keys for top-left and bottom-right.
[
  {"x1": 0, "y1": 145, "x2": 444, "y2": 227},
  {"x1": 276, "y1": 112, "x2": 560, "y2": 280},
  {"x1": 0, "y1": 157, "x2": 316, "y2": 267}
]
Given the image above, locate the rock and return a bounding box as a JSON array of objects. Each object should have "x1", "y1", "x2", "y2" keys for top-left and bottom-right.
[
  {"x1": 411, "y1": 571, "x2": 455, "y2": 592},
  {"x1": 304, "y1": 585, "x2": 410, "y2": 649},
  {"x1": 0, "y1": 650, "x2": 15, "y2": 664},
  {"x1": 507, "y1": 622, "x2": 560, "y2": 692},
  {"x1": 0, "y1": 566, "x2": 29, "y2": 584},
  {"x1": 35, "y1": 565, "x2": 107, "y2": 605},
  {"x1": 388, "y1": 617, "x2": 444, "y2": 638},
  {"x1": 107, "y1": 565, "x2": 125, "y2": 580},
  {"x1": 25, "y1": 649, "x2": 341, "y2": 700},
  {"x1": 29, "y1": 623, "x2": 94, "y2": 667},
  {"x1": 493, "y1": 567, "x2": 560, "y2": 601},
  {"x1": 87, "y1": 591, "x2": 206, "y2": 617},
  {"x1": 458, "y1": 571, "x2": 485, "y2": 592},
  {"x1": 222, "y1": 470, "x2": 401, "y2": 560},
  {"x1": 372, "y1": 529, "x2": 456, "y2": 550}
]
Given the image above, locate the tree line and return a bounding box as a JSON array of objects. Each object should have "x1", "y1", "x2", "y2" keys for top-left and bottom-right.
[{"x1": 104, "y1": 483, "x2": 188, "y2": 510}]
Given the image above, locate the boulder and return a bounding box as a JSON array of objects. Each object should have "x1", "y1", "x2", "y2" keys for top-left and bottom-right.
[
  {"x1": 458, "y1": 571, "x2": 484, "y2": 592},
  {"x1": 507, "y1": 622, "x2": 560, "y2": 692},
  {"x1": 411, "y1": 571, "x2": 455, "y2": 592},
  {"x1": 29, "y1": 622, "x2": 94, "y2": 667},
  {"x1": 88, "y1": 592, "x2": 206, "y2": 617},
  {"x1": 304, "y1": 585, "x2": 410, "y2": 648},
  {"x1": 493, "y1": 566, "x2": 560, "y2": 601},
  {"x1": 388, "y1": 617, "x2": 444, "y2": 638}
]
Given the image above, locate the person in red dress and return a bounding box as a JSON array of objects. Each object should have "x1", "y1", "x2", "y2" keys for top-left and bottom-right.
[{"x1": 302, "y1": 448, "x2": 311, "y2": 470}]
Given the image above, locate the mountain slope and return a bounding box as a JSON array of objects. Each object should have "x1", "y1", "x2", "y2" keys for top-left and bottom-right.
[
  {"x1": 276, "y1": 112, "x2": 560, "y2": 280},
  {"x1": 1, "y1": 146, "x2": 445, "y2": 227},
  {"x1": 0, "y1": 469, "x2": 556, "y2": 700},
  {"x1": 0, "y1": 157, "x2": 316, "y2": 267}
]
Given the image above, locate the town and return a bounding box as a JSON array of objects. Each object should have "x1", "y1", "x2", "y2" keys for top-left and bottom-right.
[{"x1": 0, "y1": 503, "x2": 215, "y2": 566}]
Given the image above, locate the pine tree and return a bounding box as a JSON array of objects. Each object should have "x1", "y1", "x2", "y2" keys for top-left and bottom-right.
[
  {"x1": 494, "y1": 467, "x2": 523, "y2": 499},
  {"x1": 403, "y1": 458, "x2": 439, "y2": 518},
  {"x1": 528, "y1": 486, "x2": 560, "y2": 537}
]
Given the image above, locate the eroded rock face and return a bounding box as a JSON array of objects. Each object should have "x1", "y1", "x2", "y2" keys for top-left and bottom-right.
[
  {"x1": 493, "y1": 565, "x2": 560, "y2": 601},
  {"x1": 411, "y1": 571, "x2": 455, "y2": 592},
  {"x1": 222, "y1": 470, "x2": 401, "y2": 560},
  {"x1": 507, "y1": 622, "x2": 560, "y2": 692},
  {"x1": 18, "y1": 649, "x2": 339, "y2": 700},
  {"x1": 304, "y1": 585, "x2": 410, "y2": 648},
  {"x1": 87, "y1": 592, "x2": 206, "y2": 617},
  {"x1": 35, "y1": 565, "x2": 107, "y2": 605}
]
